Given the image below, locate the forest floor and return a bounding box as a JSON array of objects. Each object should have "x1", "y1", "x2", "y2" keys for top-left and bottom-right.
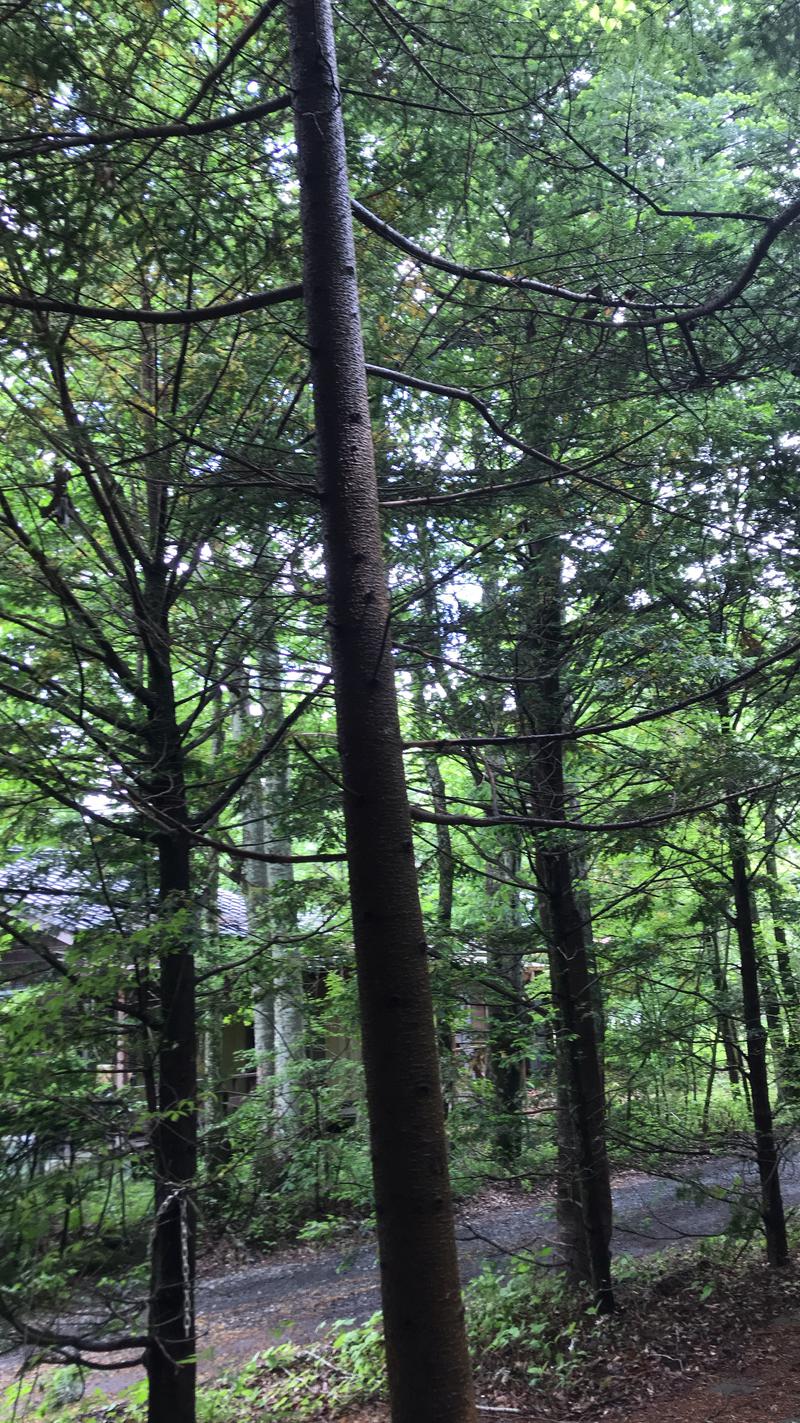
[
  {"x1": 3, "y1": 1145, "x2": 800, "y2": 1417},
  {"x1": 191, "y1": 1143, "x2": 800, "y2": 1368},
  {"x1": 340, "y1": 1304, "x2": 800, "y2": 1423}
]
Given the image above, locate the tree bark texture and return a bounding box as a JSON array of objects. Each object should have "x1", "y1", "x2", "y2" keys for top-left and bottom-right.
[{"x1": 285, "y1": 5, "x2": 476, "y2": 1419}]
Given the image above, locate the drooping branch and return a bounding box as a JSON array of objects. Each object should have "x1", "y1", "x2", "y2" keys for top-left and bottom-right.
[
  {"x1": 354, "y1": 193, "x2": 800, "y2": 328},
  {"x1": 0, "y1": 278, "x2": 303, "y2": 325},
  {"x1": 0, "y1": 93, "x2": 291, "y2": 162},
  {"x1": 366, "y1": 362, "x2": 683, "y2": 515},
  {"x1": 182, "y1": 0, "x2": 284, "y2": 120},
  {"x1": 409, "y1": 774, "x2": 784, "y2": 835},
  {"x1": 402, "y1": 633, "x2": 800, "y2": 749}
]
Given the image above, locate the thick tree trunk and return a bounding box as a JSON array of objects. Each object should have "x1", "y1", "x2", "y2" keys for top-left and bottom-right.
[
  {"x1": 726, "y1": 792, "x2": 788, "y2": 1267},
  {"x1": 144, "y1": 602, "x2": 197, "y2": 1423},
  {"x1": 554, "y1": 1030, "x2": 592, "y2": 1285},
  {"x1": 286, "y1": 5, "x2": 476, "y2": 1420},
  {"x1": 537, "y1": 840, "x2": 613, "y2": 1307}
]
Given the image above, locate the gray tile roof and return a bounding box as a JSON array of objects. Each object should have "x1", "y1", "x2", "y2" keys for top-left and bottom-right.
[{"x1": 0, "y1": 854, "x2": 248, "y2": 938}]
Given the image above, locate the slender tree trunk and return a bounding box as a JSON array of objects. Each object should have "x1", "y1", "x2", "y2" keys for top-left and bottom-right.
[
  {"x1": 485, "y1": 839, "x2": 527, "y2": 1165},
  {"x1": 709, "y1": 927, "x2": 742, "y2": 1091},
  {"x1": 412, "y1": 674, "x2": 457, "y2": 1107},
  {"x1": 714, "y1": 690, "x2": 787, "y2": 1266},
  {"x1": 754, "y1": 908, "x2": 787, "y2": 1097},
  {"x1": 144, "y1": 590, "x2": 197, "y2": 1423},
  {"x1": 764, "y1": 799, "x2": 800, "y2": 1098},
  {"x1": 286, "y1": 6, "x2": 476, "y2": 1419},
  {"x1": 261, "y1": 635, "x2": 305, "y2": 1127},
  {"x1": 413, "y1": 520, "x2": 457, "y2": 1105},
  {"x1": 519, "y1": 539, "x2": 613, "y2": 1310},
  {"x1": 726, "y1": 791, "x2": 788, "y2": 1267},
  {"x1": 566, "y1": 786, "x2": 605, "y2": 1078},
  {"x1": 231, "y1": 676, "x2": 274, "y2": 1087},
  {"x1": 702, "y1": 1027, "x2": 719, "y2": 1135},
  {"x1": 202, "y1": 697, "x2": 227, "y2": 1149},
  {"x1": 429, "y1": 752, "x2": 455, "y2": 928}
]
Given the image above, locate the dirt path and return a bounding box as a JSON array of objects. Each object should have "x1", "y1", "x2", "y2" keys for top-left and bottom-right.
[
  {"x1": 3, "y1": 1147, "x2": 799, "y2": 1400},
  {"x1": 195, "y1": 1146, "x2": 800, "y2": 1370}
]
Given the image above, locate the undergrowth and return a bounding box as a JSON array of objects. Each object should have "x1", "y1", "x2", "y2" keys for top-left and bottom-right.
[{"x1": 5, "y1": 1225, "x2": 800, "y2": 1423}]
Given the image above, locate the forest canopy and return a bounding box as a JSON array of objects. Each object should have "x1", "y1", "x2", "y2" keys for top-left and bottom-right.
[{"x1": 0, "y1": 1, "x2": 799, "y2": 1421}]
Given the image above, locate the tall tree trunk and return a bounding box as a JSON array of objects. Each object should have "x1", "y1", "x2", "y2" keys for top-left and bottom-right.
[
  {"x1": 708, "y1": 928, "x2": 742, "y2": 1092},
  {"x1": 412, "y1": 674, "x2": 457, "y2": 1107},
  {"x1": 485, "y1": 836, "x2": 527, "y2": 1165},
  {"x1": 764, "y1": 798, "x2": 800, "y2": 1098},
  {"x1": 412, "y1": 520, "x2": 457, "y2": 1105},
  {"x1": 714, "y1": 691, "x2": 787, "y2": 1266},
  {"x1": 519, "y1": 539, "x2": 613, "y2": 1311},
  {"x1": 231, "y1": 675, "x2": 274, "y2": 1087},
  {"x1": 202, "y1": 694, "x2": 227, "y2": 1148},
  {"x1": 144, "y1": 587, "x2": 197, "y2": 1423},
  {"x1": 261, "y1": 634, "x2": 305, "y2": 1127},
  {"x1": 539, "y1": 892, "x2": 591, "y2": 1285},
  {"x1": 726, "y1": 791, "x2": 788, "y2": 1267},
  {"x1": 286, "y1": 5, "x2": 476, "y2": 1419},
  {"x1": 566, "y1": 786, "x2": 605, "y2": 1077}
]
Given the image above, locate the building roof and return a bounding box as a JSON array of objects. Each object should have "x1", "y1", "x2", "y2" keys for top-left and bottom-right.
[{"x1": 0, "y1": 853, "x2": 248, "y2": 940}]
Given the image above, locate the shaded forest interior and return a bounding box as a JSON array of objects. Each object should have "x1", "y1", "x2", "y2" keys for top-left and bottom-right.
[{"x1": 0, "y1": 0, "x2": 799, "y2": 1420}]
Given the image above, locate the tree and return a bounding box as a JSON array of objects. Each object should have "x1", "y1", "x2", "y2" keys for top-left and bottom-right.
[{"x1": 285, "y1": 3, "x2": 476, "y2": 1418}]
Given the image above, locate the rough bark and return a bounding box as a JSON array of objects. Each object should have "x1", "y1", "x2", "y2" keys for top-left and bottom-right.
[{"x1": 285, "y1": 5, "x2": 476, "y2": 1419}]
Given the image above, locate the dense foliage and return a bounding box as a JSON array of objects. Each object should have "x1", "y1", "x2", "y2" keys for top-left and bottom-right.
[{"x1": 0, "y1": 0, "x2": 799, "y2": 1418}]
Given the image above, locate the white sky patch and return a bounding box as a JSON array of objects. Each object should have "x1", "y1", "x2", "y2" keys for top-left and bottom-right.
[{"x1": 83, "y1": 793, "x2": 116, "y2": 816}]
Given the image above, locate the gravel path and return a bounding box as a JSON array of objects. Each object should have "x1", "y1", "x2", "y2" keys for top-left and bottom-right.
[
  {"x1": 3, "y1": 1146, "x2": 799, "y2": 1398},
  {"x1": 197, "y1": 1146, "x2": 800, "y2": 1368}
]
